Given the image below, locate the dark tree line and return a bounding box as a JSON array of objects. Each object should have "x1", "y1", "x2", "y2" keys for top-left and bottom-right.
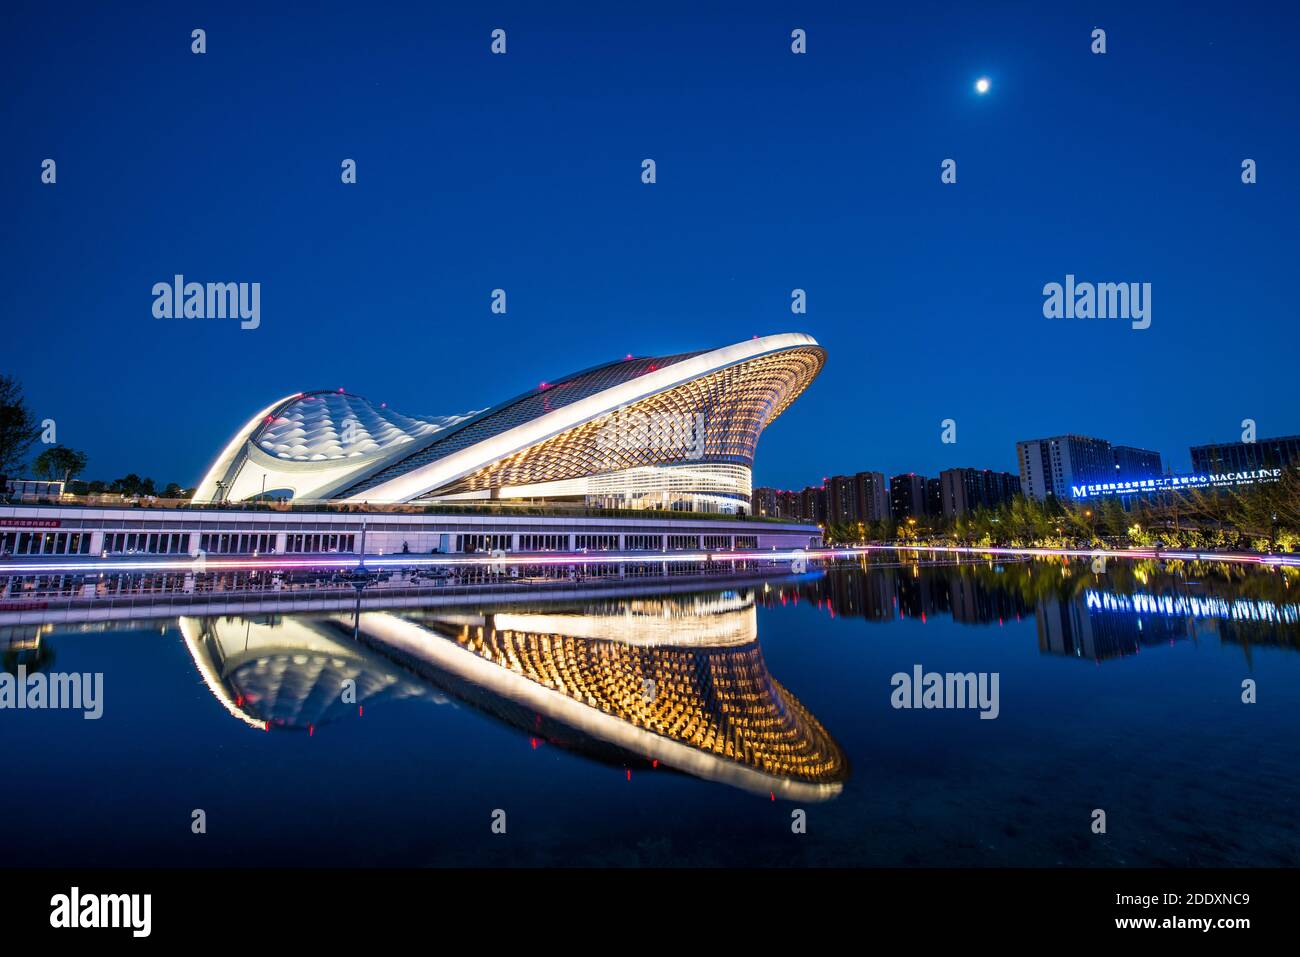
[{"x1": 0, "y1": 374, "x2": 191, "y2": 500}]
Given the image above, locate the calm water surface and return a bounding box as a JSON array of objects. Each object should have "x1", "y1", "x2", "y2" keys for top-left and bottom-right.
[{"x1": 3, "y1": 556, "x2": 1297, "y2": 867}]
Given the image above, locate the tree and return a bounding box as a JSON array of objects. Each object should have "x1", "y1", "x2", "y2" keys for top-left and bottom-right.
[
  {"x1": 1098, "y1": 497, "x2": 1128, "y2": 540},
  {"x1": 0, "y1": 374, "x2": 40, "y2": 475},
  {"x1": 32, "y1": 445, "x2": 88, "y2": 485},
  {"x1": 108, "y1": 474, "x2": 156, "y2": 497}
]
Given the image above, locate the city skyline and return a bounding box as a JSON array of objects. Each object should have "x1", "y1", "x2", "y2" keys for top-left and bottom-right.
[
  {"x1": 756, "y1": 430, "x2": 1299, "y2": 496},
  {"x1": 754, "y1": 427, "x2": 1300, "y2": 524}
]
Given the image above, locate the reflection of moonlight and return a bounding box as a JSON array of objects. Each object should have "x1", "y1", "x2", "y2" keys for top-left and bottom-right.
[{"x1": 975, "y1": 77, "x2": 990, "y2": 94}]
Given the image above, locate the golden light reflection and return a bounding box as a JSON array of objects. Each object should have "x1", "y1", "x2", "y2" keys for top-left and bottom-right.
[{"x1": 180, "y1": 591, "x2": 848, "y2": 801}]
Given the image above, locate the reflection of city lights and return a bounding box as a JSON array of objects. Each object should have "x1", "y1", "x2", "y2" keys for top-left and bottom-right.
[{"x1": 1085, "y1": 589, "x2": 1300, "y2": 624}]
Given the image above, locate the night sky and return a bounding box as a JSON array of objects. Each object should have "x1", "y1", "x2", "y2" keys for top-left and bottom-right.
[{"x1": 4, "y1": 1, "x2": 1297, "y2": 490}]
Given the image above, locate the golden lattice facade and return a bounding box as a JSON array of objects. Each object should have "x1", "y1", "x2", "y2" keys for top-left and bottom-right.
[
  {"x1": 446, "y1": 618, "x2": 847, "y2": 786},
  {"x1": 429, "y1": 346, "x2": 825, "y2": 508}
]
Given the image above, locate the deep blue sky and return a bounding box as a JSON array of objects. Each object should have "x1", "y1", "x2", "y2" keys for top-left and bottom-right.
[{"x1": 4, "y1": 1, "x2": 1297, "y2": 490}]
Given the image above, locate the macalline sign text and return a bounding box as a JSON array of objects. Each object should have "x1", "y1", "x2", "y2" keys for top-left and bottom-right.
[{"x1": 1071, "y1": 468, "x2": 1282, "y2": 500}]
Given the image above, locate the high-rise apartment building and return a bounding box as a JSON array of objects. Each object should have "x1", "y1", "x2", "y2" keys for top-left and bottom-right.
[
  {"x1": 800, "y1": 485, "x2": 827, "y2": 525},
  {"x1": 938, "y1": 468, "x2": 1023, "y2": 518},
  {"x1": 1190, "y1": 434, "x2": 1300, "y2": 474},
  {"x1": 1017, "y1": 435, "x2": 1162, "y2": 502},
  {"x1": 854, "y1": 471, "x2": 890, "y2": 522},
  {"x1": 889, "y1": 473, "x2": 927, "y2": 520}
]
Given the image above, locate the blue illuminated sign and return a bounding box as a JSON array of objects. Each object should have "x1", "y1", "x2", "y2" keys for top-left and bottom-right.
[{"x1": 1071, "y1": 468, "x2": 1282, "y2": 500}]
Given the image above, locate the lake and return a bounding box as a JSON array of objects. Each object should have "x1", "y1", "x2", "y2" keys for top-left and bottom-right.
[{"x1": 2, "y1": 553, "x2": 1296, "y2": 867}]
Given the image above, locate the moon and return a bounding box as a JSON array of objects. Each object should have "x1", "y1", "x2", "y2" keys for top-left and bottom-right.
[{"x1": 975, "y1": 77, "x2": 991, "y2": 94}]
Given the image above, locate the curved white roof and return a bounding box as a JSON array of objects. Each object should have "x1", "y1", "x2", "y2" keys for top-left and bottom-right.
[
  {"x1": 194, "y1": 333, "x2": 823, "y2": 504},
  {"x1": 255, "y1": 392, "x2": 473, "y2": 463},
  {"x1": 348, "y1": 332, "x2": 821, "y2": 503}
]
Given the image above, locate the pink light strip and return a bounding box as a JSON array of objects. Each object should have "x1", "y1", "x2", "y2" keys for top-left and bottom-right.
[{"x1": 1, "y1": 543, "x2": 1296, "y2": 575}]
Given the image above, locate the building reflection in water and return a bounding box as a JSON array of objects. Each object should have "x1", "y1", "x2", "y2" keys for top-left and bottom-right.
[
  {"x1": 9, "y1": 553, "x2": 1298, "y2": 804},
  {"x1": 1036, "y1": 591, "x2": 1194, "y2": 660},
  {"x1": 178, "y1": 589, "x2": 850, "y2": 802},
  {"x1": 178, "y1": 615, "x2": 433, "y2": 732},
  {"x1": 757, "y1": 556, "x2": 1300, "y2": 664},
  {"x1": 757, "y1": 561, "x2": 1034, "y2": 626}
]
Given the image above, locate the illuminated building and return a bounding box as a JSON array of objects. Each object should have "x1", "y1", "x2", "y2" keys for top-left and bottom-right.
[
  {"x1": 751, "y1": 486, "x2": 780, "y2": 518},
  {"x1": 0, "y1": 501, "x2": 822, "y2": 558},
  {"x1": 799, "y1": 484, "x2": 827, "y2": 524},
  {"x1": 1112, "y1": 445, "x2": 1163, "y2": 481},
  {"x1": 777, "y1": 489, "x2": 801, "y2": 520},
  {"x1": 937, "y1": 468, "x2": 1022, "y2": 518},
  {"x1": 854, "y1": 471, "x2": 890, "y2": 522},
  {"x1": 194, "y1": 334, "x2": 825, "y2": 515},
  {"x1": 812, "y1": 472, "x2": 889, "y2": 526},
  {"x1": 1191, "y1": 433, "x2": 1300, "y2": 474},
  {"x1": 925, "y1": 477, "x2": 942, "y2": 518},
  {"x1": 1017, "y1": 434, "x2": 1162, "y2": 502},
  {"x1": 889, "y1": 473, "x2": 927, "y2": 520},
  {"x1": 826, "y1": 475, "x2": 858, "y2": 525},
  {"x1": 752, "y1": 487, "x2": 807, "y2": 520}
]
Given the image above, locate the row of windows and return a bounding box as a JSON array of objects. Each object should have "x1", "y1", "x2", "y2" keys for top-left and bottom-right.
[
  {"x1": 106, "y1": 532, "x2": 190, "y2": 554},
  {"x1": 1, "y1": 527, "x2": 763, "y2": 557},
  {"x1": 200, "y1": 533, "x2": 280, "y2": 555},
  {"x1": 461, "y1": 534, "x2": 512, "y2": 552},
  {"x1": 0, "y1": 531, "x2": 93, "y2": 555},
  {"x1": 284, "y1": 534, "x2": 356, "y2": 554},
  {"x1": 518, "y1": 534, "x2": 568, "y2": 551}
]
